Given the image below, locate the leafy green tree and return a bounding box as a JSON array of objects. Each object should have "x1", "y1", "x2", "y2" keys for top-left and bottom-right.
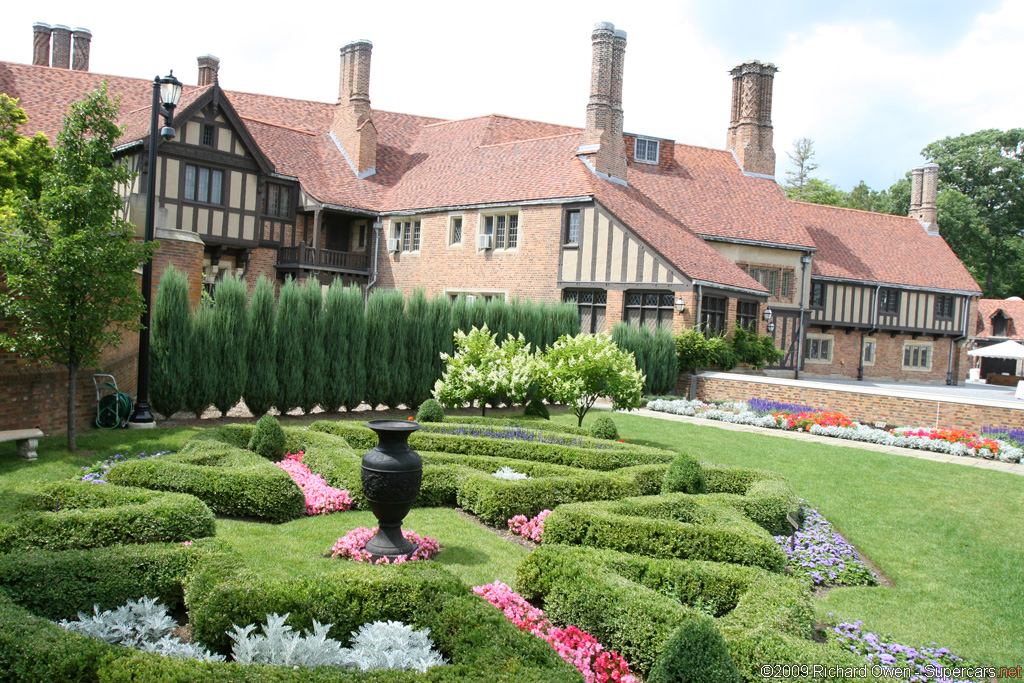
[
  {"x1": 209, "y1": 274, "x2": 248, "y2": 416},
  {"x1": 0, "y1": 84, "x2": 155, "y2": 449},
  {"x1": 0, "y1": 94, "x2": 53, "y2": 204},
  {"x1": 433, "y1": 325, "x2": 538, "y2": 415},
  {"x1": 541, "y1": 333, "x2": 644, "y2": 426},
  {"x1": 150, "y1": 266, "x2": 191, "y2": 419},
  {"x1": 185, "y1": 302, "x2": 215, "y2": 418},
  {"x1": 298, "y1": 279, "x2": 324, "y2": 414},
  {"x1": 243, "y1": 276, "x2": 277, "y2": 417},
  {"x1": 275, "y1": 277, "x2": 304, "y2": 414}
]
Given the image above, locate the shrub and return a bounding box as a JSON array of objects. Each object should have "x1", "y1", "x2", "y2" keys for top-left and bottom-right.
[
  {"x1": 433, "y1": 326, "x2": 540, "y2": 415},
  {"x1": 731, "y1": 327, "x2": 784, "y2": 370},
  {"x1": 321, "y1": 282, "x2": 366, "y2": 413},
  {"x1": 107, "y1": 441, "x2": 305, "y2": 523},
  {"x1": 298, "y1": 278, "x2": 325, "y2": 415},
  {"x1": 524, "y1": 398, "x2": 550, "y2": 419},
  {"x1": 589, "y1": 416, "x2": 618, "y2": 440},
  {"x1": 612, "y1": 323, "x2": 678, "y2": 395},
  {"x1": 365, "y1": 288, "x2": 408, "y2": 409},
  {"x1": 0, "y1": 482, "x2": 215, "y2": 553},
  {"x1": 244, "y1": 276, "x2": 278, "y2": 417},
  {"x1": 275, "y1": 277, "x2": 304, "y2": 414},
  {"x1": 150, "y1": 266, "x2": 190, "y2": 419},
  {"x1": 185, "y1": 302, "x2": 216, "y2": 418},
  {"x1": 702, "y1": 465, "x2": 798, "y2": 536},
  {"x1": 542, "y1": 334, "x2": 645, "y2": 426},
  {"x1": 404, "y1": 289, "x2": 444, "y2": 409},
  {"x1": 209, "y1": 274, "x2": 248, "y2": 417},
  {"x1": 416, "y1": 398, "x2": 445, "y2": 423},
  {"x1": 661, "y1": 453, "x2": 707, "y2": 494},
  {"x1": 248, "y1": 414, "x2": 286, "y2": 460}
]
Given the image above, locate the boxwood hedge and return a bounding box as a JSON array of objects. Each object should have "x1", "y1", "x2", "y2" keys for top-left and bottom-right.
[
  {"x1": 702, "y1": 465, "x2": 799, "y2": 536},
  {"x1": 0, "y1": 482, "x2": 214, "y2": 553}
]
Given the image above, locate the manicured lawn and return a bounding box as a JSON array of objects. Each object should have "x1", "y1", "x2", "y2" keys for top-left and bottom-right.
[{"x1": 561, "y1": 409, "x2": 1023, "y2": 669}]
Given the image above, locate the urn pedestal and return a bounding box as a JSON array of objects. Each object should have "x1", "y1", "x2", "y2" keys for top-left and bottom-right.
[{"x1": 361, "y1": 420, "x2": 423, "y2": 561}]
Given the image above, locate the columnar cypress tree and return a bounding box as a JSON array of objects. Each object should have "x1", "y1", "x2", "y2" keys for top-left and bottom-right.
[
  {"x1": 427, "y1": 294, "x2": 452, "y2": 395},
  {"x1": 243, "y1": 276, "x2": 277, "y2": 417},
  {"x1": 275, "y1": 277, "x2": 304, "y2": 414},
  {"x1": 150, "y1": 266, "x2": 191, "y2": 419},
  {"x1": 209, "y1": 274, "x2": 248, "y2": 416},
  {"x1": 484, "y1": 297, "x2": 511, "y2": 342},
  {"x1": 298, "y1": 279, "x2": 325, "y2": 414},
  {"x1": 365, "y1": 289, "x2": 407, "y2": 409},
  {"x1": 467, "y1": 295, "x2": 488, "y2": 332},
  {"x1": 611, "y1": 322, "x2": 676, "y2": 394},
  {"x1": 449, "y1": 295, "x2": 470, "y2": 348},
  {"x1": 403, "y1": 289, "x2": 435, "y2": 408},
  {"x1": 321, "y1": 281, "x2": 347, "y2": 413},
  {"x1": 651, "y1": 325, "x2": 678, "y2": 394},
  {"x1": 340, "y1": 285, "x2": 367, "y2": 410},
  {"x1": 185, "y1": 302, "x2": 216, "y2": 418}
]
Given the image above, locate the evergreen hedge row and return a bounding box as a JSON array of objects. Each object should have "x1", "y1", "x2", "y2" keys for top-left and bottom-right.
[{"x1": 611, "y1": 323, "x2": 678, "y2": 395}]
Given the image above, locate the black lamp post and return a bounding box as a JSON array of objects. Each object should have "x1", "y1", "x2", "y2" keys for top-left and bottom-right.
[{"x1": 129, "y1": 72, "x2": 182, "y2": 428}]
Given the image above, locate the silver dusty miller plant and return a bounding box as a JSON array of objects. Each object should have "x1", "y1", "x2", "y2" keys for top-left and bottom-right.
[
  {"x1": 57, "y1": 596, "x2": 224, "y2": 662},
  {"x1": 228, "y1": 614, "x2": 447, "y2": 672},
  {"x1": 492, "y1": 466, "x2": 530, "y2": 481}
]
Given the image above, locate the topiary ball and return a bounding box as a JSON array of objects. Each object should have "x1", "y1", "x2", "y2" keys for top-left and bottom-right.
[
  {"x1": 416, "y1": 399, "x2": 446, "y2": 423},
  {"x1": 589, "y1": 415, "x2": 618, "y2": 440},
  {"x1": 661, "y1": 453, "x2": 707, "y2": 494},
  {"x1": 248, "y1": 414, "x2": 286, "y2": 460},
  {"x1": 524, "y1": 398, "x2": 550, "y2": 420}
]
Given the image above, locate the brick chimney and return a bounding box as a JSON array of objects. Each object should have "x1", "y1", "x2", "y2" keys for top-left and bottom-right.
[
  {"x1": 32, "y1": 23, "x2": 51, "y2": 66},
  {"x1": 71, "y1": 28, "x2": 91, "y2": 71},
  {"x1": 726, "y1": 59, "x2": 779, "y2": 178},
  {"x1": 330, "y1": 40, "x2": 377, "y2": 178},
  {"x1": 50, "y1": 25, "x2": 71, "y2": 69},
  {"x1": 578, "y1": 22, "x2": 628, "y2": 182},
  {"x1": 197, "y1": 55, "x2": 220, "y2": 86},
  {"x1": 910, "y1": 163, "x2": 939, "y2": 229}
]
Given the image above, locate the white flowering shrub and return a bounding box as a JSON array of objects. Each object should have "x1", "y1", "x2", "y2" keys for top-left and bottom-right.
[
  {"x1": 493, "y1": 466, "x2": 530, "y2": 480},
  {"x1": 58, "y1": 596, "x2": 224, "y2": 662},
  {"x1": 433, "y1": 326, "x2": 540, "y2": 415}
]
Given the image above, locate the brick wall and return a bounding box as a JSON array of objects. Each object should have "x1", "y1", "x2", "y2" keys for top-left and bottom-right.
[
  {"x1": 693, "y1": 372, "x2": 1023, "y2": 432},
  {"x1": 245, "y1": 247, "x2": 279, "y2": 295}
]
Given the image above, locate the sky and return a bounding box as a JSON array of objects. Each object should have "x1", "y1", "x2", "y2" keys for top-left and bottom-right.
[{"x1": 2, "y1": 0, "x2": 1021, "y2": 192}]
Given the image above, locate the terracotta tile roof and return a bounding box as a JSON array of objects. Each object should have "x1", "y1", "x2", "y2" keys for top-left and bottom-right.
[
  {"x1": 628, "y1": 142, "x2": 816, "y2": 249},
  {"x1": 977, "y1": 299, "x2": 1024, "y2": 339},
  {"x1": 593, "y1": 178, "x2": 768, "y2": 294},
  {"x1": 791, "y1": 201, "x2": 982, "y2": 293}
]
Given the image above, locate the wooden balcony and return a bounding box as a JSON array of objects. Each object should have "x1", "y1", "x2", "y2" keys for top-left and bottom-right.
[{"x1": 276, "y1": 244, "x2": 369, "y2": 274}]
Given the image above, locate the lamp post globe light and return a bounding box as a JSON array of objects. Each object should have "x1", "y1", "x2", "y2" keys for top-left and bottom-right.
[{"x1": 128, "y1": 72, "x2": 182, "y2": 428}]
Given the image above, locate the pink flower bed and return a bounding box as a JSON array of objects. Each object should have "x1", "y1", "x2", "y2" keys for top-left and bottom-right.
[
  {"x1": 330, "y1": 526, "x2": 440, "y2": 564},
  {"x1": 508, "y1": 509, "x2": 551, "y2": 542},
  {"x1": 276, "y1": 451, "x2": 353, "y2": 516},
  {"x1": 473, "y1": 581, "x2": 635, "y2": 683}
]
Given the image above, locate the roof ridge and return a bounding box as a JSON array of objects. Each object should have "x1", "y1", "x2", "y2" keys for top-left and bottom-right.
[
  {"x1": 479, "y1": 131, "x2": 582, "y2": 148},
  {"x1": 792, "y1": 199, "x2": 915, "y2": 221},
  {"x1": 240, "y1": 115, "x2": 316, "y2": 136}
]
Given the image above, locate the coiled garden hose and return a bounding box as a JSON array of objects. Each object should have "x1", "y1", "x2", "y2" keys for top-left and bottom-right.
[{"x1": 95, "y1": 383, "x2": 134, "y2": 429}]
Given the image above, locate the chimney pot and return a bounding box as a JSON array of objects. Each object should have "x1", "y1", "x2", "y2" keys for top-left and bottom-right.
[
  {"x1": 197, "y1": 54, "x2": 220, "y2": 86},
  {"x1": 331, "y1": 40, "x2": 377, "y2": 176},
  {"x1": 726, "y1": 59, "x2": 779, "y2": 177},
  {"x1": 579, "y1": 22, "x2": 627, "y2": 181},
  {"x1": 32, "y1": 23, "x2": 51, "y2": 67},
  {"x1": 919, "y1": 163, "x2": 939, "y2": 228},
  {"x1": 909, "y1": 167, "x2": 924, "y2": 213},
  {"x1": 71, "y1": 27, "x2": 91, "y2": 71},
  {"x1": 51, "y1": 25, "x2": 71, "y2": 69}
]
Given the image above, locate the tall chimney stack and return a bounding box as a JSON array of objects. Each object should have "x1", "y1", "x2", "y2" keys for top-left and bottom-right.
[
  {"x1": 71, "y1": 28, "x2": 91, "y2": 71},
  {"x1": 32, "y1": 23, "x2": 51, "y2": 66},
  {"x1": 197, "y1": 55, "x2": 220, "y2": 86},
  {"x1": 726, "y1": 59, "x2": 779, "y2": 177},
  {"x1": 909, "y1": 167, "x2": 923, "y2": 214},
  {"x1": 917, "y1": 163, "x2": 939, "y2": 229},
  {"x1": 578, "y1": 22, "x2": 628, "y2": 182},
  {"x1": 50, "y1": 25, "x2": 71, "y2": 69},
  {"x1": 330, "y1": 40, "x2": 377, "y2": 178}
]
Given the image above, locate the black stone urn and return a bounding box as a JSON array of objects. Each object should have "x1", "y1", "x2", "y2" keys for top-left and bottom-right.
[{"x1": 360, "y1": 419, "x2": 423, "y2": 561}]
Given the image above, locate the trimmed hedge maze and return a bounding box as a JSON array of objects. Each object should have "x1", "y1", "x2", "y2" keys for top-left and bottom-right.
[{"x1": 0, "y1": 416, "x2": 875, "y2": 681}]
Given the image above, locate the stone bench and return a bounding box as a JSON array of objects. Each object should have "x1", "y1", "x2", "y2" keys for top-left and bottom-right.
[{"x1": 0, "y1": 429, "x2": 44, "y2": 461}]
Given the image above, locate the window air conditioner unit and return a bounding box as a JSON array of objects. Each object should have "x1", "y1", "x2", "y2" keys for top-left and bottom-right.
[
  {"x1": 477, "y1": 234, "x2": 493, "y2": 250},
  {"x1": 387, "y1": 238, "x2": 401, "y2": 253},
  {"x1": 465, "y1": 295, "x2": 477, "y2": 304}
]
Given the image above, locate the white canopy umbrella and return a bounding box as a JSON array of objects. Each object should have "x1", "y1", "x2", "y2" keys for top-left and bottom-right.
[{"x1": 968, "y1": 340, "x2": 1024, "y2": 359}]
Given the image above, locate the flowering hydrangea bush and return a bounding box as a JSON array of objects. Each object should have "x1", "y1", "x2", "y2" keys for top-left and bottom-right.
[
  {"x1": 508, "y1": 510, "x2": 551, "y2": 542},
  {"x1": 77, "y1": 451, "x2": 170, "y2": 484},
  {"x1": 774, "y1": 505, "x2": 877, "y2": 587},
  {"x1": 330, "y1": 527, "x2": 440, "y2": 564},
  {"x1": 275, "y1": 452, "x2": 353, "y2": 515},
  {"x1": 645, "y1": 398, "x2": 1023, "y2": 463},
  {"x1": 829, "y1": 619, "x2": 986, "y2": 683},
  {"x1": 473, "y1": 581, "x2": 635, "y2": 683}
]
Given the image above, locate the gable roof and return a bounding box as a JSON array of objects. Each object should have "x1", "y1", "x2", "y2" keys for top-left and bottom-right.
[
  {"x1": 977, "y1": 299, "x2": 1024, "y2": 339},
  {"x1": 792, "y1": 201, "x2": 982, "y2": 294}
]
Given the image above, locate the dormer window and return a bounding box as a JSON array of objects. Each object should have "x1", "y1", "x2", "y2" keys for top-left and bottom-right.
[
  {"x1": 635, "y1": 137, "x2": 659, "y2": 164},
  {"x1": 992, "y1": 313, "x2": 1008, "y2": 337}
]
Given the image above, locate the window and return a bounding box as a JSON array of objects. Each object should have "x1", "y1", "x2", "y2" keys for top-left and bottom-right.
[
  {"x1": 740, "y1": 264, "x2": 793, "y2": 299},
  {"x1": 736, "y1": 301, "x2": 758, "y2": 331},
  {"x1": 810, "y1": 282, "x2": 825, "y2": 308},
  {"x1": 262, "y1": 182, "x2": 291, "y2": 218},
  {"x1": 700, "y1": 296, "x2": 727, "y2": 337},
  {"x1": 563, "y1": 289, "x2": 607, "y2": 334},
  {"x1": 903, "y1": 342, "x2": 932, "y2": 370},
  {"x1": 357, "y1": 224, "x2": 366, "y2": 249},
  {"x1": 201, "y1": 124, "x2": 216, "y2": 147},
  {"x1": 805, "y1": 334, "x2": 833, "y2": 363},
  {"x1": 862, "y1": 338, "x2": 876, "y2": 366},
  {"x1": 625, "y1": 291, "x2": 675, "y2": 330},
  {"x1": 564, "y1": 209, "x2": 581, "y2": 245},
  {"x1": 879, "y1": 288, "x2": 899, "y2": 315},
  {"x1": 483, "y1": 212, "x2": 519, "y2": 250},
  {"x1": 449, "y1": 216, "x2": 463, "y2": 245},
  {"x1": 449, "y1": 291, "x2": 504, "y2": 304},
  {"x1": 992, "y1": 313, "x2": 1008, "y2": 337},
  {"x1": 393, "y1": 219, "x2": 421, "y2": 252},
  {"x1": 184, "y1": 164, "x2": 223, "y2": 205},
  {"x1": 634, "y1": 137, "x2": 660, "y2": 164},
  {"x1": 934, "y1": 295, "x2": 954, "y2": 319}
]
